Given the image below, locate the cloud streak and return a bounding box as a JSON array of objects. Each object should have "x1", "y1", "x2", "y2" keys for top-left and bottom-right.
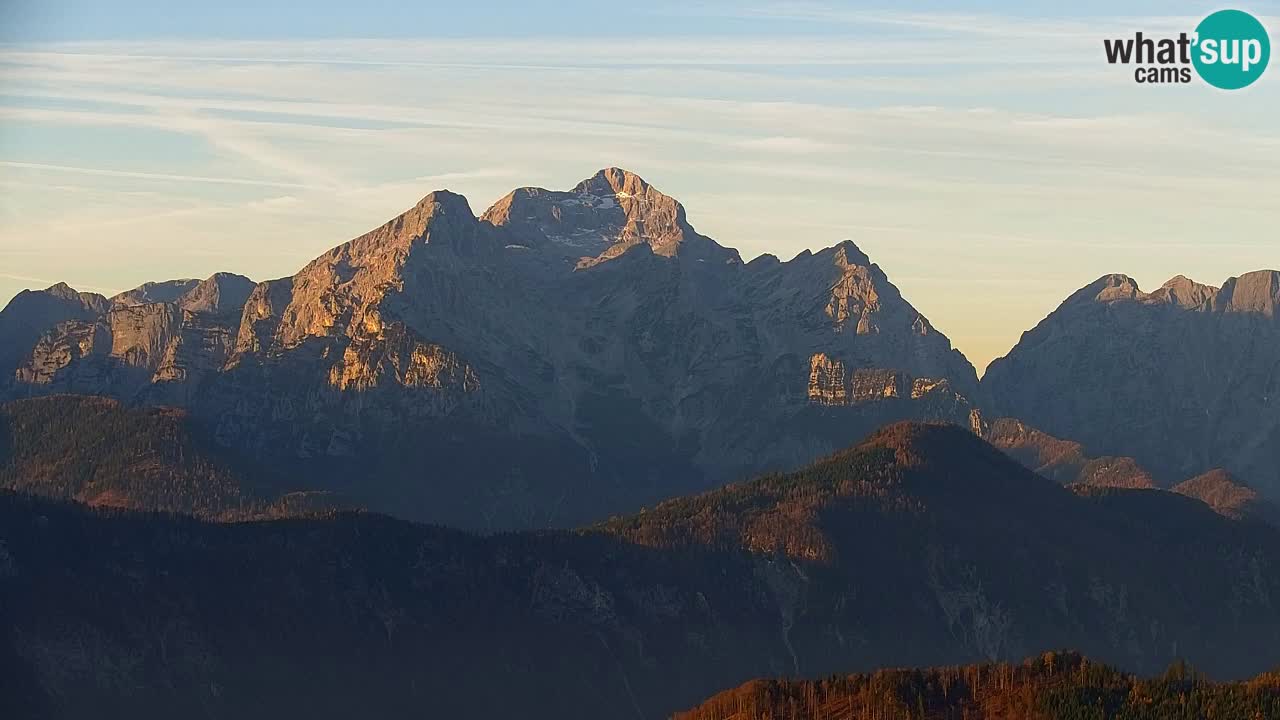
[{"x1": 0, "y1": 160, "x2": 316, "y2": 189}]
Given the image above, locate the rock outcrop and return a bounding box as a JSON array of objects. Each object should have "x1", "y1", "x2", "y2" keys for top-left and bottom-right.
[
  {"x1": 0, "y1": 283, "x2": 108, "y2": 387},
  {"x1": 10, "y1": 273, "x2": 255, "y2": 402},
  {"x1": 1174, "y1": 469, "x2": 1280, "y2": 526}
]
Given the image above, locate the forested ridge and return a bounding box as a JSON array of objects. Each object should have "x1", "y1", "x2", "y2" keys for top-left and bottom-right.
[
  {"x1": 4, "y1": 422, "x2": 1280, "y2": 718},
  {"x1": 0, "y1": 395, "x2": 342, "y2": 518},
  {"x1": 676, "y1": 652, "x2": 1280, "y2": 720}
]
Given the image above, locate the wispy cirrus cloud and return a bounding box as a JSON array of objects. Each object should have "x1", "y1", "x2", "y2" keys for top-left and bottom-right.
[{"x1": 0, "y1": 160, "x2": 317, "y2": 188}]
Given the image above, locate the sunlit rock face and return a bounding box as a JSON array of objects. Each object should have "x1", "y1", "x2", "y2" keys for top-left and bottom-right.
[
  {"x1": 984, "y1": 269, "x2": 1280, "y2": 501},
  {"x1": 0, "y1": 282, "x2": 108, "y2": 388},
  {"x1": 11, "y1": 274, "x2": 255, "y2": 400},
  {"x1": 0, "y1": 169, "x2": 979, "y2": 529}
]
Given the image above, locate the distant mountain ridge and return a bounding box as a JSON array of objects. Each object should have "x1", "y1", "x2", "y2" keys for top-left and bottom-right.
[
  {"x1": 985, "y1": 269, "x2": 1280, "y2": 502},
  {"x1": 0, "y1": 169, "x2": 980, "y2": 529},
  {"x1": 983, "y1": 417, "x2": 1280, "y2": 526}
]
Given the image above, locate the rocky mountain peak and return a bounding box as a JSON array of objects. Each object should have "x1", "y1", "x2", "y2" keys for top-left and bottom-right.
[
  {"x1": 1066, "y1": 273, "x2": 1142, "y2": 305},
  {"x1": 390, "y1": 190, "x2": 479, "y2": 250},
  {"x1": 809, "y1": 239, "x2": 874, "y2": 270},
  {"x1": 1059, "y1": 269, "x2": 1278, "y2": 318},
  {"x1": 1161, "y1": 274, "x2": 1201, "y2": 289},
  {"x1": 571, "y1": 166, "x2": 659, "y2": 198},
  {"x1": 415, "y1": 188, "x2": 474, "y2": 216},
  {"x1": 1216, "y1": 269, "x2": 1279, "y2": 317},
  {"x1": 0, "y1": 283, "x2": 110, "y2": 381},
  {"x1": 43, "y1": 281, "x2": 89, "y2": 301},
  {"x1": 482, "y1": 168, "x2": 739, "y2": 267},
  {"x1": 8, "y1": 283, "x2": 108, "y2": 318},
  {"x1": 832, "y1": 240, "x2": 872, "y2": 268},
  {"x1": 1144, "y1": 274, "x2": 1218, "y2": 309},
  {"x1": 178, "y1": 273, "x2": 255, "y2": 316}
]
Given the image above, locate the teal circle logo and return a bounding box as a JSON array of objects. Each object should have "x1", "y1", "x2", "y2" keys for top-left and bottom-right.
[{"x1": 1193, "y1": 9, "x2": 1270, "y2": 89}]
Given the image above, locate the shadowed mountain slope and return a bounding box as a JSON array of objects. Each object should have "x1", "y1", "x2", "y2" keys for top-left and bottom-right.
[
  {"x1": 4, "y1": 423, "x2": 1279, "y2": 719},
  {"x1": 984, "y1": 270, "x2": 1280, "y2": 503}
]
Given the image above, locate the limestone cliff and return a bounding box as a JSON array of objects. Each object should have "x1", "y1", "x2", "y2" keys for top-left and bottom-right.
[{"x1": 13, "y1": 273, "x2": 255, "y2": 399}]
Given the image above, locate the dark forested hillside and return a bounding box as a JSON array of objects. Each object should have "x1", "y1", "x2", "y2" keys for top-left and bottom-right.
[
  {"x1": 0, "y1": 395, "x2": 246, "y2": 513},
  {"x1": 0, "y1": 492, "x2": 813, "y2": 720},
  {"x1": 4, "y1": 423, "x2": 1280, "y2": 719},
  {"x1": 675, "y1": 652, "x2": 1280, "y2": 720},
  {"x1": 0, "y1": 395, "x2": 345, "y2": 518}
]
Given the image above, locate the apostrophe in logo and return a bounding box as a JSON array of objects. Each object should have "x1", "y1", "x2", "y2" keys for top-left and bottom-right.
[
  {"x1": 1102, "y1": 8, "x2": 1270, "y2": 89},
  {"x1": 1193, "y1": 9, "x2": 1270, "y2": 89}
]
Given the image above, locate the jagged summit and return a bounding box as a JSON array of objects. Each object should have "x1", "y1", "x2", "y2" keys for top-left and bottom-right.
[
  {"x1": 480, "y1": 167, "x2": 740, "y2": 267},
  {"x1": 571, "y1": 166, "x2": 659, "y2": 198},
  {"x1": 415, "y1": 188, "x2": 475, "y2": 216},
  {"x1": 1151, "y1": 274, "x2": 1218, "y2": 308},
  {"x1": 822, "y1": 239, "x2": 873, "y2": 268},
  {"x1": 985, "y1": 265, "x2": 1280, "y2": 502},
  {"x1": 0, "y1": 283, "x2": 111, "y2": 383},
  {"x1": 110, "y1": 273, "x2": 255, "y2": 315},
  {"x1": 1161, "y1": 274, "x2": 1207, "y2": 289},
  {"x1": 302, "y1": 169, "x2": 913, "y2": 279},
  {"x1": 179, "y1": 273, "x2": 255, "y2": 316},
  {"x1": 5, "y1": 283, "x2": 107, "y2": 314},
  {"x1": 370, "y1": 189, "x2": 479, "y2": 251},
  {"x1": 1063, "y1": 269, "x2": 1278, "y2": 317},
  {"x1": 43, "y1": 281, "x2": 92, "y2": 301},
  {"x1": 1065, "y1": 273, "x2": 1141, "y2": 305}
]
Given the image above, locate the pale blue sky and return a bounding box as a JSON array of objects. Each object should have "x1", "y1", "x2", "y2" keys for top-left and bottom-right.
[{"x1": 1, "y1": 1, "x2": 1278, "y2": 371}]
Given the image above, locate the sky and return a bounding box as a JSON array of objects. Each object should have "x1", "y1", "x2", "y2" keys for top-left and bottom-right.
[{"x1": 1, "y1": 1, "x2": 1278, "y2": 373}]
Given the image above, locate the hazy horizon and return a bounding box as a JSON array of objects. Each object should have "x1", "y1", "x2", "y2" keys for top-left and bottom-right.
[{"x1": 2, "y1": 1, "x2": 1278, "y2": 372}]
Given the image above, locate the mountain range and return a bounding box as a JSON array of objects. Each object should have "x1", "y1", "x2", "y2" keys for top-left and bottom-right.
[
  {"x1": 4, "y1": 423, "x2": 1280, "y2": 719},
  {"x1": 985, "y1": 271, "x2": 1280, "y2": 501},
  {"x1": 2, "y1": 168, "x2": 1275, "y2": 531}
]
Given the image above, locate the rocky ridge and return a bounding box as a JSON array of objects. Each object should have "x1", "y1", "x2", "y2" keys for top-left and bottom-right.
[
  {"x1": 0, "y1": 169, "x2": 978, "y2": 529},
  {"x1": 984, "y1": 269, "x2": 1280, "y2": 501}
]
